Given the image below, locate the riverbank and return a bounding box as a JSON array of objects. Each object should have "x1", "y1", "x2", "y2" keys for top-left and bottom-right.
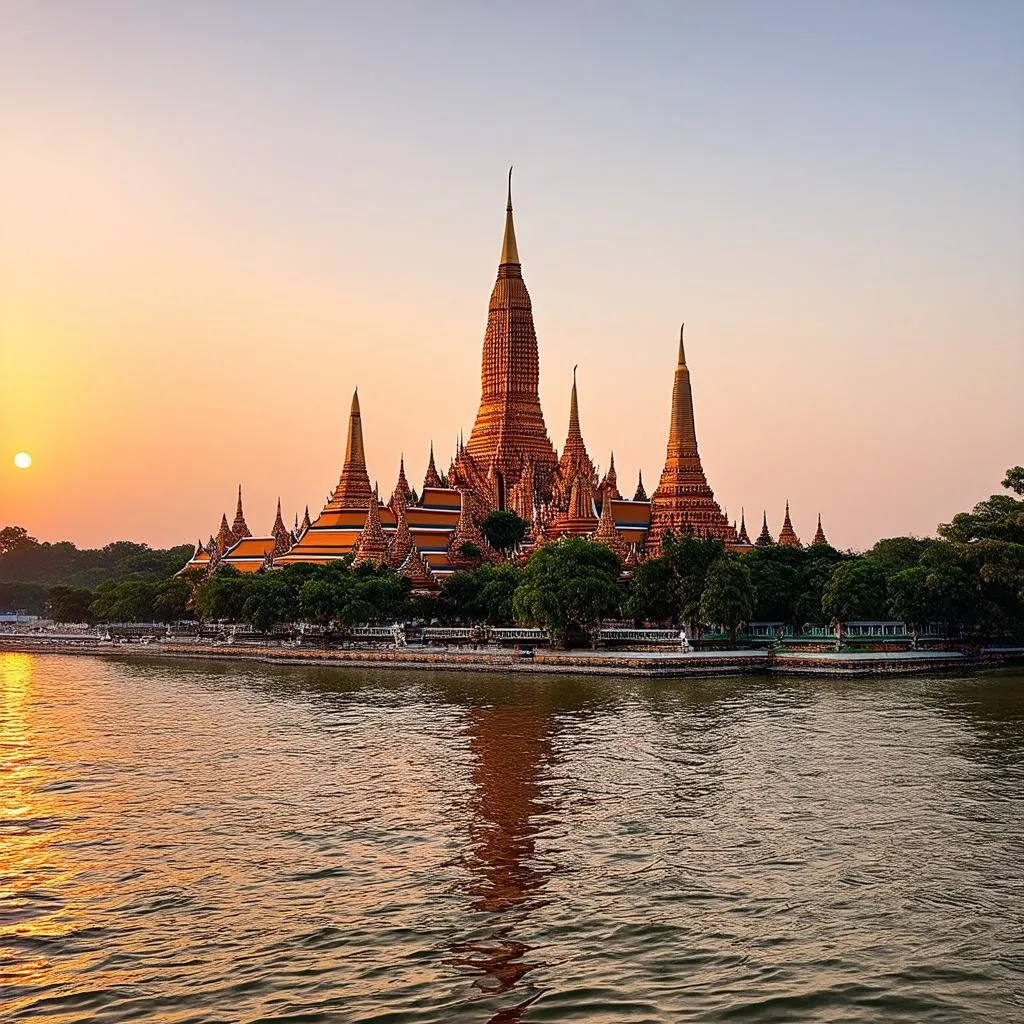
[{"x1": 3, "y1": 635, "x2": 1022, "y2": 678}]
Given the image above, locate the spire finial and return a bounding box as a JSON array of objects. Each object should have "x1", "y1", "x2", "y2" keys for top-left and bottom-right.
[
  {"x1": 500, "y1": 168, "x2": 520, "y2": 264},
  {"x1": 678, "y1": 323, "x2": 686, "y2": 366}
]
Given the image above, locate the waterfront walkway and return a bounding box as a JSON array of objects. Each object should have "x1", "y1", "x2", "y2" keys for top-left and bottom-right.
[{"x1": 3, "y1": 635, "x2": 1021, "y2": 678}]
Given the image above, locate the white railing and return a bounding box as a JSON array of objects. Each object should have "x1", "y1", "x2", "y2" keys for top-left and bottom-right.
[{"x1": 600, "y1": 628, "x2": 680, "y2": 644}]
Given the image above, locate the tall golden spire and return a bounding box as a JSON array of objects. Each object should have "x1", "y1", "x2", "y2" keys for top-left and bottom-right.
[
  {"x1": 566, "y1": 365, "x2": 581, "y2": 444},
  {"x1": 329, "y1": 388, "x2": 374, "y2": 510},
  {"x1": 500, "y1": 165, "x2": 519, "y2": 265},
  {"x1": 466, "y1": 170, "x2": 558, "y2": 505},
  {"x1": 648, "y1": 324, "x2": 735, "y2": 551},
  {"x1": 666, "y1": 324, "x2": 697, "y2": 459}
]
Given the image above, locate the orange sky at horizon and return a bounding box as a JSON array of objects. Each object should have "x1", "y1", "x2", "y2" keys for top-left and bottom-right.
[{"x1": 2, "y1": 3, "x2": 1022, "y2": 553}]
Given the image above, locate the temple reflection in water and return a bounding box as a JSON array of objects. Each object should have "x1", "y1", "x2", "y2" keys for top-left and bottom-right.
[{"x1": 448, "y1": 700, "x2": 559, "y2": 1021}]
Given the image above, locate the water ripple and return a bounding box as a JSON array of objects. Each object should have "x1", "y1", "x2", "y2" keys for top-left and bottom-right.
[{"x1": 0, "y1": 655, "x2": 1022, "y2": 1022}]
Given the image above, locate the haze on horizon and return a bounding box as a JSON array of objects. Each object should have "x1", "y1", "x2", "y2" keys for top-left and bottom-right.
[{"x1": 1, "y1": 0, "x2": 1021, "y2": 552}]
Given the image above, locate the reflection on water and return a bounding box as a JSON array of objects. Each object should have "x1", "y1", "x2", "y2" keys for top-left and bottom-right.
[
  {"x1": 448, "y1": 705, "x2": 556, "y2": 1020},
  {"x1": 1, "y1": 654, "x2": 1022, "y2": 1023}
]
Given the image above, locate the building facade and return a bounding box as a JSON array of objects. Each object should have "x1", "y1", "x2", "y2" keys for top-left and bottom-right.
[{"x1": 182, "y1": 178, "x2": 826, "y2": 589}]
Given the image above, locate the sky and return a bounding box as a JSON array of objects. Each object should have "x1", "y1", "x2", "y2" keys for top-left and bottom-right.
[{"x1": 1, "y1": 0, "x2": 1022, "y2": 551}]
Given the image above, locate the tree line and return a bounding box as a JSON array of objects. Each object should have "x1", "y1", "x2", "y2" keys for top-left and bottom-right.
[{"x1": 3, "y1": 467, "x2": 1021, "y2": 645}]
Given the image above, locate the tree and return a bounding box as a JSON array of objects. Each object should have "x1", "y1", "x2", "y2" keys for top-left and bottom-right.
[
  {"x1": 192, "y1": 567, "x2": 249, "y2": 622},
  {"x1": 794, "y1": 546, "x2": 845, "y2": 624},
  {"x1": 699, "y1": 557, "x2": 754, "y2": 643},
  {"x1": 923, "y1": 564, "x2": 977, "y2": 636},
  {"x1": 622, "y1": 556, "x2": 676, "y2": 624},
  {"x1": 869, "y1": 537, "x2": 933, "y2": 573},
  {"x1": 513, "y1": 537, "x2": 621, "y2": 647},
  {"x1": 151, "y1": 578, "x2": 191, "y2": 622},
  {"x1": 822, "y1": 559, "x2": 888, "y2": 624},
  {"x1": 0, "y1": 581, "x2": 48, "y2": 615},
  {"x1": 886, "y1": 567, "x2": 930, "y2": 634},
  {"x1": 662, "y1": 533, "x2": 725, "y2": 632},
  {"x1": 1003, "y1": 466, "x2": 1024, "y2": 496},
  {"x1": 48, "y1": 586, "x2": 94, "y2": 623},
  {"x1": 744, "y1": 544, "x2": 806, "y2": 624},
  {"x1": 0, "y1": 526, "x2": 37, "y2": 556},
  {"x1": 481, "y1": 511, "x2": 529, "y2": 554}
]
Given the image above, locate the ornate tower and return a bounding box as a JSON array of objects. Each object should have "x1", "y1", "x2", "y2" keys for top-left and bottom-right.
[
  {"x1": 648, "y1": 325, "x2": 736, "y2": 552},
  {"x1": 778, "y1": 502, "x2": 802, "y2": 548},
  {"x1": 464, "y1": 171, "x2": 558, "y2": 507},
  {"x1": 811, "y1": 513, "x2": 828, "y2": 547},
  {"x1": 328, "y1": 389, "x2": 374, "y2": 510},
  {"x1": 231, "y1": 486, "x2": 251, "y2": 540},
  {"x1": 553, "y1": 367, "x2": 598, "y2": 509}
]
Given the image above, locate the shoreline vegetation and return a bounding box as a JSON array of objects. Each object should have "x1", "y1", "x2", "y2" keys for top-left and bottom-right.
[{"x1": 3, "y1": 469, "x2": 1022, "y2": 663}]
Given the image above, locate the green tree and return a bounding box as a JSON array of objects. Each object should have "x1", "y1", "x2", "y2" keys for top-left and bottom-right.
[
  {"x1": 924, "y1": 564, "x2": 977, "y2": 636},
  {"x1": 822, "y1": 559, "x2": 888, "y2": 624},
  {"x1": 481, "y1": 511, "x2": 529, "y2": 554},
  {"x1": 662, "y1": 533, "x2": 725, "y2": 632},
  {"x1": 699, "y1": 557, "x2": 754, "y2": 643},
  {"x1": 622, "y1": 556, "x2": 676, "y2": 624},
  {"x1": 794, "y1": 546, "x2": 844, "y2": 624},
  {"x1": 48, "y1": 586, "x2": 94, "y2": 623},
  {"x1": 0, "y1": 581, "x2": 48, "y2": 615},
  {"x1": 886, "y1": 567, "x2": 930, "y2": 634},
  {"x1": 869, "y1": 537, "x2": 934, "y2": 573},
  {"x1": 1002, "y1": 466, "x2": 1024, "y2": 496},
  {"x1": 192, "y1": 567, "x2": 249, "y2": 622},
  {"x1": 513, "y1": 537, "x2": 621, "y2": 647},
  {"x1": 151, "y1": 578, "x2": 191, "y2": 622},
  {"x1": 744, "y1": 544, "x2": 806, "y2": 624},
  {"x1": 0, "y1": 527, "x2": 37, "y2": 556}
]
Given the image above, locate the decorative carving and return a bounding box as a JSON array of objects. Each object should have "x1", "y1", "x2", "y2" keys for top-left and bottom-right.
[
  {"x1": 328, "y1": 390, "x2": 374, "y2": 510},
  {"x1": 648, "y1": 325, "x2": 737, "y2": 554},
  {"x1": 231, "y1": 486, "x2": 251, "y2": 540},
  {"x1": 352, "y1": 487, "x2": 389, "y2": 566},
  {"x1": 778, "y1": 502, "x2": 802, "y2": 548},
  {"x1": 464, "y1": 173, "x2": 558, "y2": 511},
  {"x1": 812, "y1": 513, "x2": 828, "y2": 547}
]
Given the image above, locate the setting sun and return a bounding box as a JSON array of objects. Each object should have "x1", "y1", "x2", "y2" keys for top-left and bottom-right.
[{"x1": 13, "y1": 452, "x2": 32, "y2": 470}]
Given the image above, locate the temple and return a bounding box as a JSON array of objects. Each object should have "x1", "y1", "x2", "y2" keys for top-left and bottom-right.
[{"x1": 180, "y1": 174, "x2": 829, "y2": 586}]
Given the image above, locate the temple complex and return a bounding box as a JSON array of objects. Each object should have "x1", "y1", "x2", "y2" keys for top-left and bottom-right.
[{"x1": 180, "y1": 174, "x2": 829, "y2": 586}]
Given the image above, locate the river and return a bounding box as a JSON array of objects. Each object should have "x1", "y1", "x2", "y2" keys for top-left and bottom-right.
[{"x1": 1, "y1": 653, "x2": 1021, "y2": 1022}]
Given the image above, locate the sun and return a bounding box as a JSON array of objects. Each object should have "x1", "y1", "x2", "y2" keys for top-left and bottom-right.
[{"x1": 13, "y1": 452, "x2": 32, "y2": 470}]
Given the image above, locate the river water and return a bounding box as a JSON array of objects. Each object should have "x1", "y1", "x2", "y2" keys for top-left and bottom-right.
[{"x1": 1, "y1": 654, "x2": 1022, "y2": 1023}]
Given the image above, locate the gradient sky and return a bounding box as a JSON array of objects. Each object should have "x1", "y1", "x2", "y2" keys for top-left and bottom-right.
[{"x1": 2, "y1": 0, "x2": 1022, "y2": 551}]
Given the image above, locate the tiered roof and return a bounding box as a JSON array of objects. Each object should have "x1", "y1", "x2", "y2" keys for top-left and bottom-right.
[
  {"x1": 353, "y1": 488, "x2": 389, "y2": 567},
  {"x1": 755, "y1": 511, "x2": 775, "y2": 547},
  {"x1": 399, "y1": 550, "x2": 439, "y2": 593}
]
